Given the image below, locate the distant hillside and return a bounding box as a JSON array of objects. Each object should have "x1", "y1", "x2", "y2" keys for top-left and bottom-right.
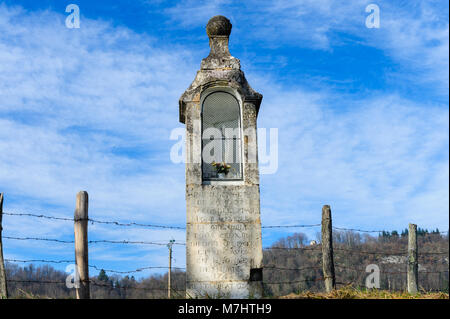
[
  {"x1": 4, "y1": 229, "x2": 449, "y2": 298},
  {"x1": 263, "y1": 229, "x2": 448, "y2": 296}
]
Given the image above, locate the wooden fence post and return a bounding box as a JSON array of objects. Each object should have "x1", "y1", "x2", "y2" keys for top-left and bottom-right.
[
  {"x1": 74, "y1": 191, "x2": 90, "y2": 299},
  {"x1": 321, "y1": 205, "x2": 336, "y2": 292},
  {"x1": 0, "y1": 193, "x2": 8, "y2": 299},
  {"x1": 168, "y1": 243, "x2": 172, "y2": 299},
  {"x1": 407, "y1": 223, "x2": 418, "y2": 294},
  {"x1": 167, "y1": 239, "x2": 175, "y2": 299}
]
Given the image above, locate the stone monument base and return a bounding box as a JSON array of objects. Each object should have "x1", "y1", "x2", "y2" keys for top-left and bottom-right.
[{"x1": 187, "y1": 280, "x2": 263, "y2": 299}]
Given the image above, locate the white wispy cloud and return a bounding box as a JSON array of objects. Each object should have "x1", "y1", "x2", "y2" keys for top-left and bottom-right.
[
  {"x1": 0, "y1": 4, "x2": 191, "y2": 221},
  {"x1": 0, "y1": 2, "x2": 448, "y2": 276},
  {"x1": 163, "y1": 0, "x2": 449, "y2": 93},
  {"x1": 256, "y1": 81, "x2": 448, "y2": 231}
]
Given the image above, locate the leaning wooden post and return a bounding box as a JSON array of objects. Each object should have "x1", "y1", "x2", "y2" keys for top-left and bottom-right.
[
  {"x1": 0, "y1": 193, "x2": 8, "y2": 299},
  {"x1": 74, "y1": 191, "x2": 90, "y2": 299},
  {"x1": 407, "y1": 223, "x2": 418, "y2": 294},
  {"x1": 321, "y1": 205, "x2": 336, "y2": 292}
]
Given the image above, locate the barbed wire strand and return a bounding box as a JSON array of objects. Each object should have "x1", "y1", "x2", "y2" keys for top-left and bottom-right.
[
  {"x1": 3, "y1": 212, "x2": 73, "y2": 222},
  {"x1": 4, "y1": 259, "x2": 185, "y2": 273},
  {"x1": 3, "y1": 236, "x2": 185, "y2": 246},
  {"x1": 3, "y1": 211, "x2": 185, "y2": 230},
  {"x1": 88, "y1": 239, "x2": 185, "y2": 246},
  {"x1": 262, "y1": 224, "x2": 321, "y2": 229},
  {"x1": 3, "y1": 236, "x2": 74, "y2": 244},
  {"x1": 4, "y1": 211, "x2": 448, "y2": 234},
  {"x1": 333, "y1": 226, "x2": 449, "y2": 235},
  {"x1": 4, "y1": 210, "x2": 449, "y2": 234},
  {"x1": 88, "y1": 264, "x2": 185, "y2": 273},
  {"x1": 264, "y1": 246, "x2": 322, "y2": 251},
  {"x1": 6, "y1": 258, "x2": 445, "y2": 275},
  {"x1": 334, "y1": 247, "x2": 449, "y2": 256},
  {"x1": 5, "y1": 258, "x2": 74, "y2": 264},
  {"x1": 335, "y1": 265, "x2": 449, "y2": 275},
  {"x1": 264, "y1": 278, "x2": 324, "y2": 285},
  {"x1": 6, "y1": 279, "x2": 185, "y2": 293},
  {"x1": 4, "y1": 211, "x2": 320, "y2": 230},
  {"x1": 264, "y1": 265, "x2": 322, "y2": 271}
]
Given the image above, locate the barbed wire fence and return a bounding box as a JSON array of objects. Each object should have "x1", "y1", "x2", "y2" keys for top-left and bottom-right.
[
  {"x1": 261, "y1": 215, "x2": 449, "y2": 296},
  {"x1": 0, "y1": 192, "x2": 448, "y2": 299}
]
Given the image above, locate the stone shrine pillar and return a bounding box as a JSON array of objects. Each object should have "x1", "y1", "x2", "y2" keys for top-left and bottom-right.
[{"x1": 179, "y1": 15, "x2": 263, "y2": 298}]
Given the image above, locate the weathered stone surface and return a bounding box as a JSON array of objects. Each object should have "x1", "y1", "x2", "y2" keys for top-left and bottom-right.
[
  {"x1": 185, "y1": 185, "x2": 263, "y2": 298},
  {"x1": 179, "y1": 15, "x2": 262, "y2": 124},
  {"x1": 180, "y1": 16, "x2": 263, "y2": 299},
  {"x1": 206, "y1": 15, "x2": 232, "y2": 37}
]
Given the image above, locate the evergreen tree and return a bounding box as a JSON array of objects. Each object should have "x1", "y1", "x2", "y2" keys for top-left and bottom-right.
[{"x1": 98, "y1": 269, "x2": 109, "y2": 282}]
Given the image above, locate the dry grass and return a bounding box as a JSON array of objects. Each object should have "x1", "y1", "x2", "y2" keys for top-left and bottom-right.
[
  {"x1": 279, "y1": 287, "x2": 449, "y2": 299},
  {"x1": 13, "y1": 289, "x2": 44, "y2": 299}
]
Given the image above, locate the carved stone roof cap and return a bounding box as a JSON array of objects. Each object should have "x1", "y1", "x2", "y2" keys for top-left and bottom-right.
[
  {"x1": 206, "y1": 15, "x2": 232, "y2": 37},
  {"x1": 179, "y1": 16, "x2": 262, "y2": 124}
]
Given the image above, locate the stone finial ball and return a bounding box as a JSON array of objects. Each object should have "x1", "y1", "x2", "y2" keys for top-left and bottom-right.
[{"x1": 206, "y1": 15, "x2": 232, "y2": 37}]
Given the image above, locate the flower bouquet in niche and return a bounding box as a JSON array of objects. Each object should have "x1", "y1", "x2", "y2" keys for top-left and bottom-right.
[{"x1": 212, "y1": 161, "x2": 231, "y2": 178}]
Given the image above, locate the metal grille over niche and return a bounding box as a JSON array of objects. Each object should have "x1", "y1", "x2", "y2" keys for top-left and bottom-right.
[{"x1": 202, "y1": 91, "x2": 242, "y2": 180}]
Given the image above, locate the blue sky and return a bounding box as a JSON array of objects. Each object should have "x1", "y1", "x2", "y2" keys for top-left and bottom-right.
[{"x1": 0, "y1": 0, "x2": 448, "y2": 278}]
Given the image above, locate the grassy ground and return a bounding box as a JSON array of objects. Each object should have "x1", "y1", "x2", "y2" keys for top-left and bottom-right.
[
  {"x1": 6, "y1": 287, "x2": 449, "y2": 299},
  {"x1": 280, "y1": 287, "x2": 449, "y2": 299}
]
